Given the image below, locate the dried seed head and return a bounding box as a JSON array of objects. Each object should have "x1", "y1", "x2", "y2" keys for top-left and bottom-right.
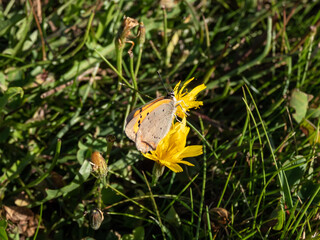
[
  {"x1": 116, "y1": 16, "x2": 139, "y2": 55},
  {"x1": 116, "y1": 16, "x2": 139, "y2": 48},
  {"x1": 122, "y1": 16, "x2": 139, "y2": 30},
  {"x1": 203, "y1": 207, "x2": 230, "y2": 232},
  {"x1": 89, "y1": 208, "x2": 104, "y2": 230}
]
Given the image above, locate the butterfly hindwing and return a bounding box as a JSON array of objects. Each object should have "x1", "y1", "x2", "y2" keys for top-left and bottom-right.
[
  {"x1": 125, "y1": 96, "x2": 176, "y2": 153},
  {"x1": 136, "y1": 101, "x2": 175, "y2": 153},
  {"x1": 125, "y1": 96, "x2": 165, "y2": 141}
]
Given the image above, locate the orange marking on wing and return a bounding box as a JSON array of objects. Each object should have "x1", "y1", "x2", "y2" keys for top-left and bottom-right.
[
  {"x1": 132, "y1": 97, "x2": 165, "y2": 118},
  {"x1": 132, "y1": 98, "x2": 173, "y2": 133}
]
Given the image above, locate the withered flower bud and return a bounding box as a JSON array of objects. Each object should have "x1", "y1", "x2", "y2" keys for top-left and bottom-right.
[
  {"x1": 137, "y1": 22, "x2": 145, "y2": 47},
  {"x1": 91, "y1": 151, "x2": 108, "y2": 177},
  {"x1": 203, "y1": 207, "x2": 230, "y2": 232},
  {"x1": 89, "y1": 208, "x2": 104, "y2": 230},
  {"x1": 116, "y1": 16, "x2": 139, "y2": 55}
]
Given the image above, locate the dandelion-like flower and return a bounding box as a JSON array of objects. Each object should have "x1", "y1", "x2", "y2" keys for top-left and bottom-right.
[
  {"x1": 143, "y1": 118, "x2": 203, "y2": 173},
  {"x1": 174, "y1": 77, "x2": 207, "y2": 118}
]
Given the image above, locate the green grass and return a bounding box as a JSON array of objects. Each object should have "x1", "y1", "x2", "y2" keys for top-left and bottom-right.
[{"x1": 1, "y1": 0, "x2": 320, "y2": 239}]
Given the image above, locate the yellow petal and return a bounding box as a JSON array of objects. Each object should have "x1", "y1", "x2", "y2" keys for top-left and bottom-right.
[
  {"x1": 177, "y1": 160, "x2": 194, "y2": 166},
  {"x1": 173, "y1": 81, "x2": 181, "y2": 94},
  {"x1": 142, "y1": 152, "x2": 158, "y2": 162},
  {"x1": 185, "y1": 84, "x2": 207, "y2": 100},
  {"x1": 178, "y1": 77, "x2": 195, "y2": 96},
  {"x1": 179, "y1": 145, "x2": 203, "y2": 158},
  {"x1": 165, "y1": 163, "x2": 183, "y2": 173},
  {"x1": 172, "y1": 78, "x2": 206, "y2": 118}
]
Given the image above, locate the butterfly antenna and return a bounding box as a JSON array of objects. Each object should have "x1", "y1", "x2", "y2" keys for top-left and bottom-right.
[
  {"x1": 119, "y1": 82, "x2": 152, "y2": 99},
  {"x1": 157, "y1": 71, "x2": 171, "y2": 95}
]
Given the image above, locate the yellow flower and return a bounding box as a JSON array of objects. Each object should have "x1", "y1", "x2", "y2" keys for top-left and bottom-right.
[
  {"x1": 143, "y1": 118, "x2": 203, "y2": 173},
  {"x1": 174, "y1": 77, "x2": 207, "y2": 118}
]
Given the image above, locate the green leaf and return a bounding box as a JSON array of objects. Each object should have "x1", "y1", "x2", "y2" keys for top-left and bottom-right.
[
  {"x1": 299, "y1": 181, "x2": 320, "y2": 206},
  {"x1": 132, "y1": 226, "x2": 145, "y2": 240},
  {"x1": 37, "y1": 160, "x2": 91, "y2": 204},
  {"x1": 101, "y1": 183, "x2": 124, "y2": 205},
  {"x1": 122, "y1": 234, "x2": 134, "y2": 240},
  {"x1": 307, "y1": 108, "x2": 320, "y2": 118},
  {"x1": 0, "y1": 14, "x2": 24, "y2": 36},
  {"x1": 122, "y1": 226, "x2": 145, "y2": 240},
  {"x1": 300, "y1": 119, "x2": 320, "y2": 144},
  {"x1": 0, "y1": 87, "x2": 24, "y2": 110},
  {"x1": 3, "y1": 154, "x2": 33, "y2": 182},
  {"x1": 0, "y1": 219, "x2": 8, "y2": 240},
  {"x1": 77, "y1": 134, "x2": 108, "y2": 164},
  {"x1": 289, "y1": 89, "x2": 309, "y2": 123},
  {"x1": 283, "y1": 155, "x2": 307, "y2": 190},
  {"x1": 0, "y1": 127, "x2": 10, "y2": 143},
  {"x1": 0, "y1": 71, "x2": 6, "y2": 90},
  {"x1": 270, "y1": 207, "x2": 285, "y2": 231},
  {"x1": 165, "y1": 206, "x2": 181, "y2": 226}
]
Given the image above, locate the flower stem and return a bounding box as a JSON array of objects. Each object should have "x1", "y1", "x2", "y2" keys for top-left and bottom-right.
[
  {"x1": 130, "y1": 55, "x2": 138, "y2": 109},
  {"x1": 116, "y1": 44, "x2": 124, "y2": 90},
  {"x1": 162, "y1": 6, "x2": 168, "y2": 48},
  {"x1": 135, "y1": 21, "x2": 145, "y2": 77},
  {"x1": 149, "y1": 40, "x2": 162, "y2": 60},
  {"x1": 135, "y1": 46, "x2": 143, "y2": 78},
  {"x1": 162, "y1": 6, "x2": 168, "y2": 67},
  {"x1": 195, "y1": 117, "x2": 207, "y2": 240},
  {"x1": 95, "y1": 49, "x2": 132, "y2": 88}
]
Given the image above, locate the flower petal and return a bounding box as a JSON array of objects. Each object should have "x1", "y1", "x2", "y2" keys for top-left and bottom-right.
[
  {"x1": 173, "y1": 78, "x2": 206, "y2": 118},
  {"x1": 142, "y1": 152, "x2": 159, "y2": 162},
  {"x1": 165, "y1": 162, "x2": 183, "y2": 173},
  {"x1": 179, "y1": 145, "x2": 203, "y2": 158},
  {"x1": 177, "y1": 159, "x2": 194, "y2": 166},
  {"x1": 178, "y1": 77, "x2": 194, "y2": 96},
  {"x1": 185, "y1": 84, "x2": 207, "y2": 101},
  {"x1": 173, "y1": 81, "x2": 181, "y2": 94}
]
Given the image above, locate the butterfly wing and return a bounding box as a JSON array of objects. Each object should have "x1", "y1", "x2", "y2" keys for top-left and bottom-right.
[
  {"x1": 125, "y1": 96, "x2": 166, "y2": 141},
  {"x1": 125, "y1": 109, "x2": 140, "y2": 142},
  {"x1": 135, "y1": 101, "x2": 175, "y2": 153}
]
